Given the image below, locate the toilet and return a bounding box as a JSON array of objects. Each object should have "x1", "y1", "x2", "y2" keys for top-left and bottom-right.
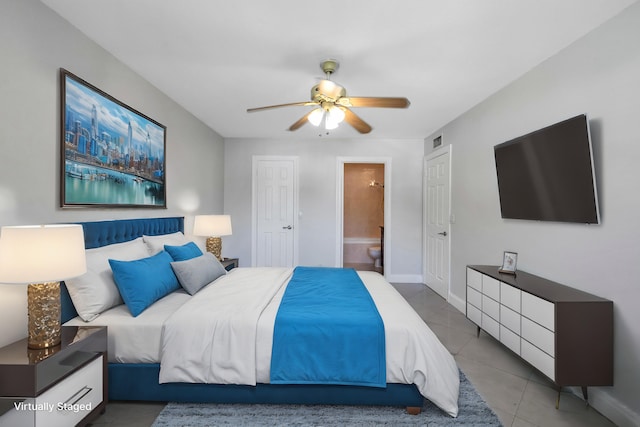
[{"x1": 368, "y1": 246, "x2": 381, "y2": 268}]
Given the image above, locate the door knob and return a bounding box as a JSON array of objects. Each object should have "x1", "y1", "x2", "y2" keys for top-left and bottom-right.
[
  {"x1": 438, "y1": 231, "x2": 447, "y2": 236},
  {"x1": 282, "y1": 225, "x2": 292, "y2": 230}
]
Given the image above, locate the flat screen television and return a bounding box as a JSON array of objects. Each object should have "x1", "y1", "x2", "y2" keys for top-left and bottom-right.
[{"x1": 494, "y1": 114, "x2": 600, "y2": 224}]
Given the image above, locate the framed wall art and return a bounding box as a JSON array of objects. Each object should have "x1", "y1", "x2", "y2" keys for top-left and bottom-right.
[{"x1": 60, "y1": 69, "x2": 166, "y2": 208}]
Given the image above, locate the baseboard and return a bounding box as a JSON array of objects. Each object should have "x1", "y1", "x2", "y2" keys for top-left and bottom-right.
[
  {"x1": 448, "y1": 292, "x2": 466, "y2": 314},
  {"x1": 386, "y1": 274, "x2": 422, "y2": 284},
  {"x1": 567, "y1": 386, "x2": 640, "y2": 427}
]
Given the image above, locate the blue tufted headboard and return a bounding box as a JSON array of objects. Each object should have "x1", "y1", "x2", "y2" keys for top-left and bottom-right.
[
  {"x1": 79, "y1": 217, "x2": 184, "y2": 249},
  {"x1": 61, "y1": 217, "x2": 184, "y2": 322}
]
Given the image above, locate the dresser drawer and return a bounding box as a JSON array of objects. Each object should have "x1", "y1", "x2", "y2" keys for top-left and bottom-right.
[
  {"x1": 34, "y1": 356, "x2": 103, "y2": 427},
  {"x1": 500, "y1": 304, "x2": 520, "y2": 334},
  {"x1": 521, "y1": 292, "x2": 554, "y2": 332},
  {"x1": 482, "y1": 313, "x2": 500, "y2": 340},
  {"x1": 500, "y1": 325, "x2": 520, "y2": 355},
  {"x1": 467, "y1": 303, "x2": 481, "y2": 326},
  {"x1": 522, "y1": 339, "x2": 555, "y2": 380},
  {"x1": 482, "y1": 276, "x2": 500, "y2": 300},
  {"x1": 500, "y1": 282, "x2": 521, "y2": 313},
  {"x1": 522, "y1": 317, "x2": 555, "y2": 357},
  {"x1": 482, "y1": 295, "x2": 500, "y2": 321},
  {"x1": 467, "y1": 286, "x2": 481, "y2": 310},
  {"x1": 467, "y1": 268, "x2": 482, "y2": 291}
]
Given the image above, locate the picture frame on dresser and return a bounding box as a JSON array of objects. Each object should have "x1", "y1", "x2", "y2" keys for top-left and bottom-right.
[
  {"x1": 60, "y1": 68, "x2": 167, "y2": 208},
  {"x1": 499, "y1": 251, "x2": 517, "y2": 274}
]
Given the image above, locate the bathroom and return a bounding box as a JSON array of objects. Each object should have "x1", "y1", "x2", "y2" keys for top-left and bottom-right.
[{"x1": 342, "y1": 163, "x2": 385, "y2": 273}]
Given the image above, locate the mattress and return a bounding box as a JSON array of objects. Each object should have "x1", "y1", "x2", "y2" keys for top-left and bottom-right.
[{"x1": 64, "y1": 289, "x2": 190, "y2": 363}]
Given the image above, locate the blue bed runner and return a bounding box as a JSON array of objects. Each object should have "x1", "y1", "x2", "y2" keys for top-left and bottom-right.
[{"x1": 270, "y1": 267, "x2": 386, "y2": 388}]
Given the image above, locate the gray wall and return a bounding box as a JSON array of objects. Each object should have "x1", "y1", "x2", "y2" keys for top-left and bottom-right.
[
  {"x1": 0, "y1": 0, "x2": 224, "y2": 346},
  {"x1": 223, "y1": 138, "x2": 424, "y2": 281},
  {"x1": 426, "y1": 4, "x2": 640, "y2": 425}
]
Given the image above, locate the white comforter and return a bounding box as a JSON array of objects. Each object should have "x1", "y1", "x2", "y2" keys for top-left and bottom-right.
[{"x1": 159, "y1": 268, "x2": 460, "y2": 417}]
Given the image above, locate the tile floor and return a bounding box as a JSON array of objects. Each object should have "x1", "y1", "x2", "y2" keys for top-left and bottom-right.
[{"x1": 89, "y1": 282, "x2": 616, "y2": 427}]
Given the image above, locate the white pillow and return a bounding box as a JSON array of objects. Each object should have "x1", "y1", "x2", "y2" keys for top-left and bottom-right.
[
  {"x1": 143, "y1": 232, "x2": 189, "y2": 255},
  {"x1": 65, "y1": 237, "x2": 150, "y2": 321}
]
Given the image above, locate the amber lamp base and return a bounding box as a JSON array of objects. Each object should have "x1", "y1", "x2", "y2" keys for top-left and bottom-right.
[
  {"x1": 27, "y1": 282, "x2": 61, "y2": 349},
  {"x1": 205, "y1": 236, "x2": 223, "y2": 260}
]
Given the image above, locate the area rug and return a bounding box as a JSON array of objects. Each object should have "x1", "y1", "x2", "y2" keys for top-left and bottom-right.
[{"x1": 152, "y1": 370, "x2": 501, "y2": 426}]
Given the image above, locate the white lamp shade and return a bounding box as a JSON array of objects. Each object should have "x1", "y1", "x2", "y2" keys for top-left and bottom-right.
[
  {"x1": 193, "y1": 215, "x2": 232, "y2": 237},
  {"x1": 0, "y1": 224, "x2": 87, "y2": 284}
]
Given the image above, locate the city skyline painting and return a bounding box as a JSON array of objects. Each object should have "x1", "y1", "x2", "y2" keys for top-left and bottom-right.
[{"x1": 60, "y1": 68, "x2": 167, "y2": 208}]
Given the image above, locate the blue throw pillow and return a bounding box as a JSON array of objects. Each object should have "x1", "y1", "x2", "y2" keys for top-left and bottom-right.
[
  {"x1": 164, "y1": 242, "x2": 203, "y2": 262},
  {"x1": 109, "y1": 251, "x2": 180, "y2": 317}
]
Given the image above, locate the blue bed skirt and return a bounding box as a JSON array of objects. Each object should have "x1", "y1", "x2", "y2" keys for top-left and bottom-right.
[
  {"x1": 109, "y1": 363, "x2": 422, "y2": 406},
  {"x1": 61, "y1": 217, "x2": 424, "y2": 408}
]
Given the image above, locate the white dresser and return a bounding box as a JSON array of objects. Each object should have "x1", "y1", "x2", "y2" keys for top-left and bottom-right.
[{"x1": 466, "y1": 265, "x2": 613, "y2": 406}]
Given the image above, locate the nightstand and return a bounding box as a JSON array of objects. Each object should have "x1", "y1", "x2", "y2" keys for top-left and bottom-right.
[
  {"x1": 0, "y1": 326, "x2": 107, "y2": 427},
  {"x1": 221, "y1": 257, "x2": 239, "y2": 271}
]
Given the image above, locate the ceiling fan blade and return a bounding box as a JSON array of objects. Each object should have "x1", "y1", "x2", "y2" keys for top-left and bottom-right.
[
  {"x1": 338, "y1": 97, "x2": 410, "y2": 108},
  {"x1": 288, "y1": 111, "x2": 314, "y2": 131},
  {"x1": 247, "y1": 101, "x2": 317, "y2": 113},
  {"x1": 343, "y1": 108, "x2": 372, "y2": 134}
]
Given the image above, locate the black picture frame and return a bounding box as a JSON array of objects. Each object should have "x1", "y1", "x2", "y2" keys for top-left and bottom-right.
[{"x1": 60, "y1": 69, "x2": 166, "y2": 208}]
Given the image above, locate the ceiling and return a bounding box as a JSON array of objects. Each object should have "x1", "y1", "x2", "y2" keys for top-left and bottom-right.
[{"x1": 41, "y1": 0, "x2": 636, "y2": 140}]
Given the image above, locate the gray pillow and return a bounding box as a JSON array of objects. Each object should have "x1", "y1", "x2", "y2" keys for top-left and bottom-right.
[{"x1": 170, "y1": 252, "x2": 227, "y2": 295}]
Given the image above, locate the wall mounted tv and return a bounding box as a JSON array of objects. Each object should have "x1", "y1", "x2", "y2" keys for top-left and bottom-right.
[{"x1": 494, "y1": 114, "x2": 600, "y2": 224}]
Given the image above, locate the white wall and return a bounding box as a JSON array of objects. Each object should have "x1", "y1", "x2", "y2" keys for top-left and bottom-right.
[
  {"x1": 223, "y1": 138, "x2": 424, "y2": 281},
  {"x1": 0, "y1": 0, "x2": 225, "y2": 346},
  {"x1": 426, "y1": 4, "x2": 640, "y2": 425}
]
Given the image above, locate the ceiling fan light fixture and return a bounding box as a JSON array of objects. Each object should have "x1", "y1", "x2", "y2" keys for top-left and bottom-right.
[
  {"x1": 309, "y1": 105, "x2": 345, "y2": 129},
  {"x1": 324, "y1": 116, "x2": 340, "y2": 130},
  {"x1": 328, "y1": 105, "x2": 345, "y2": 124},
  {"x1": 308, "y1": 107, "x2": 324, "y2": 126}
]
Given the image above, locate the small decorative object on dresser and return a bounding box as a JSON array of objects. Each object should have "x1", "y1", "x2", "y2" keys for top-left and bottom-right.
[
  {"x1": 0, "y1": 326, "x2": 108, "y2": 427},
  {"x1": 466, "y1": 265, "x2": 613, "y2": 409},
  {"x1": 498, "y1": 251, "x2": 517, "y2": 275}
]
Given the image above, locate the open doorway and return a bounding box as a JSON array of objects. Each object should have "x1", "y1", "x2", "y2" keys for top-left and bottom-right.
[{"x1": 336, "y1": 158, "x2": 391, "y2": 276}]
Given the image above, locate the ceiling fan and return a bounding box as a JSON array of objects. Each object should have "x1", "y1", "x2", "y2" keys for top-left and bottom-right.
[{"x1": 246, "y1": 59, "x2": 410, "y2": 134}]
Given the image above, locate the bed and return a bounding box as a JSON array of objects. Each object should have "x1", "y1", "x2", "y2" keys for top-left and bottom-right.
[{"x1": 60, "y1": 217, "x2": 459, "y2": 416}]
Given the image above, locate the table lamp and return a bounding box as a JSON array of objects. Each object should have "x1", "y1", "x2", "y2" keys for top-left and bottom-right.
[
  {"x1": 0, "y1": 224, "x2": 86, "y2": 349},
  {"x1": 193, "y1": 215, "x2": 232, "y2": 260}
]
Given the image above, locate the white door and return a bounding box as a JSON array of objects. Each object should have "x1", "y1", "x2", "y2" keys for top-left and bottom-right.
[
  {"x1": 424, "y1": 149, "x2": 451, "y2": 300},
  {"x1": 253, "y1": 157, "x2": 298, "y2": 267}
]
